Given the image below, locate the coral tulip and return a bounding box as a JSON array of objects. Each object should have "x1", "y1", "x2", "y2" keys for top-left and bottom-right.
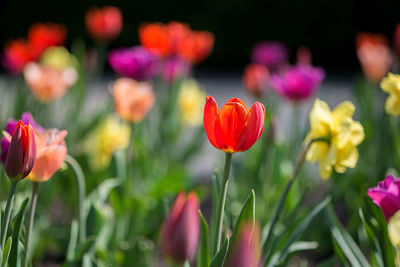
[
  {"x1": 356, "y1": 33, "x2": 392, "y2": 83},
  {"x1": 108, "y1": 46, "x2": 159, "y2": 81},
  {"x1": 161, "y1": 192, "x2": 200, "y2": 263},
  {"x1": 112, "y1": 78, "x2": 155, "y2": 123},
  {"x1": 177, "y1": 31, "x2": 214, "y2": 64},
  {"x1": 380, "y1": 73, "x2": 400, "y2": 116},
  {"x1": 28, "y1": 23, "x2": 67, "y2": 60},
  {"x1": 305, "y1": 99, "x2": 365, "y2": 179},
  {"x1": 271, "y1": 64, "x2": 325, "y2": 101},
  {"x1": 139, "y1": 23, "x2": 171, "y2": 57},
  {"x1": 225, "y1": 222, "x2": 262, "y2": 267},
  {"x1": 242, "y1": 64, "x2": 270, "y2": 97},
  {"x1": 28, "y1": 129, "x2": 67, "y2": 182},
  {"x1": 368, "y1": 174, "x2": 400, "y2": 221},
  {"x1": 203, "y1": 97, "x2": 265, "y2": 153},
  {"x1": 2, "y1": 39, "x2": 33, "y2": 74},
  {"x1": 86, "y1": 6, "x2": 123, "y2": 42},
  {"x1": 23, "y1": 62, "x2": 78, "y2": 103},
  {"x1": 5, "y1": 121, "x2": 36, "y2": 181}
]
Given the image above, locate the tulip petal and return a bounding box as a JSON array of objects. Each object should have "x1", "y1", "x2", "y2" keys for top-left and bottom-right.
[
  {"x1": 368, "y1": 189, "x2": 400, "y2": 221},
  {"x1": 203, "y1": 96, "x2": 220, "y2": 149},
  {"x1": 235, "y1": 102, "x2": 265, "y2": 152},
  {"x1": 5, "y1": 124, "x2": 24, "y2": 178}
]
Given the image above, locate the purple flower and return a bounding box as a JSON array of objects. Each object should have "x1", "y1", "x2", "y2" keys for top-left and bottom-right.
[
  {"x1": 162, "y1": 57, "x2": 191, "y2": 83},
  {"x1": 270, "y1": 64, "x2": 325, "y2": 101},
  {"x1": 251, "y1": 42, "x2": 288, "y2": 69},
  {"x1": 108, "y1": 46, "x2": 159, "y2": 81},
  {"x1": 368, "y1": 174, "x2": 400, "y2": 221},
  {"x1": 1, "y1": 112, "x2": 42, "y2": 164}
]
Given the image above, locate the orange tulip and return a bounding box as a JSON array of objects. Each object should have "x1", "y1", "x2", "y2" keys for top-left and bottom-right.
[
  {"x1": 28, "y1": 23, "x2": 67, "y2": 60},
  {"x1": 23, "y1": 62, "x2": 78, "y2": 103},
  {"x1": 139, "y1": 23, "x2": 171, "y2": 57},
  {"x1": 356, "y1": 33, "x2": 392, "y2": 83},
  {"x1": 112, "y1": 78, "x2": 155, "y2": 123},
  {"x1": 203, "y1": 97, "x2": 265, "y2": 153},
  {"x1": 242, "y1": 64, "x2": 269, "y2": 97},
  {"x1": 177, "y1": 31, "x2": 214, "y2": 64},
  {"x1": 85, "y1": 6, "x2": 123, "y2": 42},
  {"x1": 28, "y1": 129, "x2": 67, "y2": 182}
]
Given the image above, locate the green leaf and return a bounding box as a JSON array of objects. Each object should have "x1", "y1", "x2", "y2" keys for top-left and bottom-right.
[
  {"x1": 9, "y1": 197, "x2": 29, "y2": 267},
  {"x1": 197, "y1": 210, "x2": 210, "y2": 267},
  {"x1": 326, "y1": 204, "x2": 371, "y2": 267},
  {"x1": 210, "y1": 170, "x2": 221, "y2": 254},
  {"x1": 2, "y1": 237, "x2": 12, "y2": 267},
  {"x1": 210, "y1": 236, "x2": 229, "y2": 267},
  {"x1": 66, "y1": 219, "x2": 79, "y2": 261},
  {"x1": 278, "y1": 196, "x2": 330, "y2": 261},
  {"x1": 229, "y1": 189, "x2": 255, "y2": 247}
]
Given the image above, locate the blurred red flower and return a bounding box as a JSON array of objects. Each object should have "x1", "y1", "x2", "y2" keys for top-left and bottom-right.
[
  {"x1": 86, "y1": 6, "x2": 123, "y2": 42},
  {"x1": 28, "y1": 23, "x2": 67, "y2": 60},
  {"x1": 2, "y1": 39, "x2": 33, "y2": 74}
]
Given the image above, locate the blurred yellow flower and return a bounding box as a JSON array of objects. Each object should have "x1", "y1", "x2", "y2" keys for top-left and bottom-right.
[
  {"x1": 178, "y1": 79, "x2": 206, "y2": 126},
  {"x1": 305, "y1": 99, "x2": 364, "y2": 179},
  {"x1": 84, "y1": 115, "x2": 130, "y2": 170},
  {"x1": 389, "y1": 210, "x2": 400, "y2": 247},
  {"x1": 381, "y1": 73, "x2": 400, "y2": 116},
  {"x1": 40, "y1": 46, "x2": 78, "y2": 70}
]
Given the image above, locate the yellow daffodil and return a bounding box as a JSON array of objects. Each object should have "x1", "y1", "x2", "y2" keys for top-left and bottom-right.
[
  {"x1": 178, "y1": 79, "x2": 206, "y2": 126},
  {"x1": 40, "y1": 46, "x2": 78, "y2": 70},
  {"x1": 381, "y1": 73, "x2": 400, "y2": 116},
  {"x1": 305, "y1": 99, "x2": 364, "y2": 179},
  {"x1": 388, "y1": 210, "x2": 400, "y2": 265},
  {"x1": 84, "y1": 115, "x2": 130, "y2": 170}
]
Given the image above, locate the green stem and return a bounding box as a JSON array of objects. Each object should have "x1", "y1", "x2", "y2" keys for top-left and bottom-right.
[
  {"x1": 262, "y1": 139, "x2": 314, "y2": 261},
  {"x1": 1, "y1": 181, "x2": 17, "y2": 248},
  {"x1": 23, "y1": 182, "x2": 39, "y2": 267},
  {"x1": 65, "y1": 155, "x2": 86, "y2": 243},
  {"x1": 390, "y1": 116, "x2": 400, "y2": 165},
  {"x1": 212, "y1": 152, "x2": 232, "y2": 256}
]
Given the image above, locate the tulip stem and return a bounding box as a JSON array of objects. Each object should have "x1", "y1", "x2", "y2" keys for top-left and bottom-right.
[
  {"x1": 262, "y1": 139, "x2": 315, "y2": 262},
  {"x1": 65, "y1": 155, "x2": 86, "y2": 243},
  {"x1": 0, "y1": 181, "x2": 17, "y2": 249},
  {"x1": 23, "y1": 182, "x2": 39, "y2": 267},
  {"x1": 212, "y1": 152, "x2": 232, "y2": 256}
]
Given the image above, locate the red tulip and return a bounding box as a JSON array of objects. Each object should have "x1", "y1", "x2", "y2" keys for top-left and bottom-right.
[
  {"x1": 161, "y1": 192, "x2": 200, "y2": 263},
  {"x1": 242, "y1": 64, "x2": 269, "y2": 97},
  {"x1": 139, "y1": 22, "x2": 171, "y2": 57},
  {"x1": 5, "y1": 121, "x2": 36, "y2": 181},
  {"x1": 203, "y1": 97, "x2": 265, "y2": 153},
  {"x1": 177, "y1": 31, "x2": 214, "y2": 64},
  {"x1": 28, "y1": 23, "x2": 67, "y2": 60},
  {"x1": 2, "y1": 39, "x2": 33, "y2": 74},
  {"x1": 226, "y1": 222, "x2": 262, "y2": 267},
  {"x1": 85, "y1": 6, "x2": 123, "y2": 42}
]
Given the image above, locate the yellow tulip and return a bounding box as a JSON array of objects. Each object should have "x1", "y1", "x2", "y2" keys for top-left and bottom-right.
[
  {"x1": 84, "y1": 115, "x2": 130, "y2": 170},
  {"x1": 178, "y1": 79, "x2": 206, "y2": 126},
  {"x1": 305, "y1": 99, "x2": 364, "y2": 179},
  {"x1": 389, "y1": 210, "x2": 400, "y2": 247},
  {"x1": 381, "y1": 73, "x2": 400, "y2": 116},
  {"x1": 40, "y1": 46, "x2": 78, "y2": 70}
]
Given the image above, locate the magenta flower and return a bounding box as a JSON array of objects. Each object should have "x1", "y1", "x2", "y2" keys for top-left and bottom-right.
[
  {"x1": 161, "y1": 57, "x2": 191, "y2": 83},
  {"x1": 251, "y1": 42, "x2": 288, "y2": 69},
  {"x1": 108, "y1": 46, "x2": 159, "y2": 81},
  {"x1": 1, "y1": 112, "x2": 42, "y2": 164},
  {"x1": 161, "y1": 192, "x2": 200, "y2": 263},
  {"x1": 226, "y1": 222, "x2": 262, "y2": 267},
  {"x1": 270, "y1": 64, "x2": 325, "y2": 101},
  {"x1": 368, "y1": 174, "x2": 400, "y2": 221}
]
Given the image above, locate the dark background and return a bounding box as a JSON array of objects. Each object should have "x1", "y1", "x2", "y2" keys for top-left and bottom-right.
[{"x1": 0, "y1": 0, "x2": 399, "y2": 72}]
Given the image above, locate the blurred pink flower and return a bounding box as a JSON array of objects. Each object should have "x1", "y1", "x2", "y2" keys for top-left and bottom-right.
[
  {"x1": 271, "y1": 64, "x2": 325, "y2": 101},
  {"x1": 242, "y1": 64, "x2": 270, "y2": 97},
  {"x1": 108, "y1": 46, "x2": 159, "y2": 81},
  {"x1": 368, "y1": 174, "x2": 400, "y2": 221},
  {"x1": 297, "y1": 46, "x2": 312, "y2": 65},
  {"x1": 251, "y1": 42, "x2": 288, "y2": 69},
  {"x1": 161, "y1": 192, "x2": 200, "y2": 263},
  {"x1": 356, "y1": 33, "x2": 392, "y2": 83},
  {"x1": 226, "y1": 222, "x2": 262, "y2": 267},
  {"x1": 161, "y1": 57, "x2": 191, "y2": 83}
]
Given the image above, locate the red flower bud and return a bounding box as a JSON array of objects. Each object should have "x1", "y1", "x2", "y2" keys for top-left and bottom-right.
[
  {"x1": 85, "y1": 6, "x2": 123, "y2": 42},
  {"x1": 5, "y1": 121, "x2": 36, "y2": 181},
  {"x1": 161, "y1": 192, "x2": 200, "y2": 263},
  {"x1": 203, "y1": 96, "x2": 265, "y2": 153}
]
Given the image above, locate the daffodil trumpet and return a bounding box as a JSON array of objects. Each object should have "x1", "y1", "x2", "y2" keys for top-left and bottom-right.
[
  {"x1": 262, "y1": 137, "x2": 328, "y2": 261},
  {"x1": 23, "y1": 182, "x2": 39, "y2": 267}
]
